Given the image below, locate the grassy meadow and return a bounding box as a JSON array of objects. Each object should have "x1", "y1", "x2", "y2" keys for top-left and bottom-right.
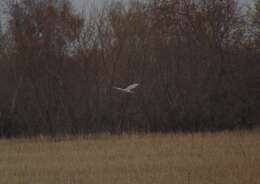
[{"x1": 0, "y1": 131, "x2": 259, "y2": 184}]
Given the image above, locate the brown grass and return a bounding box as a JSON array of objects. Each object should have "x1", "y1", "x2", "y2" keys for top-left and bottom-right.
[{"x1": 0, "y1": 130, "x2": 260, "y2": 184}]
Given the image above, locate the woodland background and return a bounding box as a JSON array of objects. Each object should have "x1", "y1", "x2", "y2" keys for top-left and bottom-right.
[{"x1": 0, "y1": 0, "x2": 259, "y2": 137}]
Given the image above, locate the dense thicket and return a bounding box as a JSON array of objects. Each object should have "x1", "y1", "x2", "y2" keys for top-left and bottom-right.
[{"x1": 0, "y1": 0, "x2": 259, "y2": 137}]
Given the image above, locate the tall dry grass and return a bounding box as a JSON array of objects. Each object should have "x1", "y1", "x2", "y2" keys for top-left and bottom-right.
[{"x1": 0, "y1": 130, "x2": 259, "y2": 184}]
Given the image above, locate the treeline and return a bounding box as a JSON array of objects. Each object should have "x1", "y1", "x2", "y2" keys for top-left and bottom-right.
[{"x1": 0, "y1": 0, "x2": 259, "y2": 137}]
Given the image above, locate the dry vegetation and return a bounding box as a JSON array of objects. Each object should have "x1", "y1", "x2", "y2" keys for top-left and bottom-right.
[{"x1": 0, "y1": 130, "x2": 259, "y2": 184}]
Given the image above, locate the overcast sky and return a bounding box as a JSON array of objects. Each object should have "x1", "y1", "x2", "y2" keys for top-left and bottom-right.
[
  {"x1": 72, "y1": 0, "x2": 127, "y2": 10},
  {"x1": 72, "y1": 0, "x2": 254, "y2": 10},
  {"x1": 0, "y1": 0, "x2": 255, "y2": 20}
]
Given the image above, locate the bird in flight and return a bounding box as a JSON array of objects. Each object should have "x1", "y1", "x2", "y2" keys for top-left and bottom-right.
[{"x1": 113, "y1": 83, "x2": 140, "y2": 94}]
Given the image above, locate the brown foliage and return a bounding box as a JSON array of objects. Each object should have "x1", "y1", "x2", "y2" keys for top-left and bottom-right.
[{"x1": 0, "y1": 0, "x2": 259, "y2": 137}]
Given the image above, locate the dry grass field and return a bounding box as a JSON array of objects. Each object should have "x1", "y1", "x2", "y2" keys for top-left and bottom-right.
[{"x1": 0, "y1": 130, "x2": 259, "y2": 184}]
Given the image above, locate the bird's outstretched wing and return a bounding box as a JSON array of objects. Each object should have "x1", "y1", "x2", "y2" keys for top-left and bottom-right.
[
  {"x1": 113, "y1": 87, "x2": 128, "y2": 93},
  {"x1": 125, "y1": 83, "x2": 140, "y2": 91},
  {"x1": 113, "y1": 87, "x2": 123, "y2": 90}
]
